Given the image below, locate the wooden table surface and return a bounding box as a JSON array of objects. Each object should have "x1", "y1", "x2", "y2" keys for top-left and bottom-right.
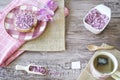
[{"x1": 0, "y1": 0, "x2": 120, "y2": 80}]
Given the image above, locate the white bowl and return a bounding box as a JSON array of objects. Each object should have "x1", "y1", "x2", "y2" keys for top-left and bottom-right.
[{"x1": 83, "y1": 4, "x2": 111, "y2": 34}]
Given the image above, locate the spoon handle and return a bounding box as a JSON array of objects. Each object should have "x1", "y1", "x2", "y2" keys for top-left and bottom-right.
[
  {"x1": 98, "y1": 46, "x2": 114, "y2": 50},
  {"x1": 16, "y1": 65, "x2": 27, "y2": 71}
]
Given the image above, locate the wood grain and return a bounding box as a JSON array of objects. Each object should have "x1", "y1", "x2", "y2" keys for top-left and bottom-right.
[{"x1": 0, "y1": 0, "x2": 120, "y2": 80}]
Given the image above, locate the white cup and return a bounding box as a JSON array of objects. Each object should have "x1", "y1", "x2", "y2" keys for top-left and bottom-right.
[{"x1": 90, "y1": 51, "x2": 120, "y2": 80}]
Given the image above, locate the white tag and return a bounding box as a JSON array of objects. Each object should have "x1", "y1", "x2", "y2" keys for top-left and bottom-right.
[{"x1": 71, "y1": 61, "x2": 81, "y2": 69}]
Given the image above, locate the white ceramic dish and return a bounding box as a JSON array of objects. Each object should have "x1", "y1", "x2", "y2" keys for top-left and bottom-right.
[{"x1": 83, "y1": 4, "x2": 111, "y2": 34}]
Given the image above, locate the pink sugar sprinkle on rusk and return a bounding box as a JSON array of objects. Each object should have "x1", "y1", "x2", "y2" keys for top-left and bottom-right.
[
  {"x1": 85, "y1": 9, "x2": 109, "y2": 30},
  {"x1": 15, "y1": 10, "x2": 36, "y2": 29}
]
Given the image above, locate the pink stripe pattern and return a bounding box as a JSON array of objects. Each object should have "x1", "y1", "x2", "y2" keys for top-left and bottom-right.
[
  {"x1": 0, "y1": 0, "x2": 68, "y2": 67},
  {"x1": 4, "y1": 5, "x2": 47, "y2": 41},
  {"x1": 0, "y1": 0, "x2": 50, "y2": 67}
]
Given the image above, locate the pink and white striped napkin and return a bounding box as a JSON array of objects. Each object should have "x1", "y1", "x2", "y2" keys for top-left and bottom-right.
[
  {"x1": 0, "y1": 0, "x2": 50, "y2": 67},
  {"x1": 0, "y1": 0, "x2": 69, "y2": 67},
  {"x1": 0, "y1": 17, "x2": 25, "y2": 66}
]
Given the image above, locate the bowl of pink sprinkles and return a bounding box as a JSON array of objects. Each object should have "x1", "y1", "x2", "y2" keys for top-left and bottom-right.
[{"x1": 83, "y1": 4, "x2": 111, "y2": 34}]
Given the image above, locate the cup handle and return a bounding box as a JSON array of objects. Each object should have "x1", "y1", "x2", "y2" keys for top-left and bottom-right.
[{"x1": 111, "y1": 71, "x2": 120, "y2": 80}]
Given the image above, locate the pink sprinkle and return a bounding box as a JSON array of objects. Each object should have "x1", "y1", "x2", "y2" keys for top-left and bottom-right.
[
  {"x1": 37, "y1": 8, "x2": 54, "y2": 21},
  {"x1": 47, "y1": 0, "x2": 58, "y2": 11},
  {"x1": 29, "y1": 66, "x2": 47, "y2": 74},
  {"x1": 37, "y1": 0, "x2": 58, "y2": 21},
  {"x1": 85, "y1": 9, "x2": 109, "y2": 30},
  {"x1": 65, "y1": 7, "x2": 69, "y2": 17},
  {"x1": 15, "y1": 10, "x2": 35, "y2": 29}
]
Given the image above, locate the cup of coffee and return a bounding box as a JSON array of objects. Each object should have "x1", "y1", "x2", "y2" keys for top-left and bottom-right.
[{"x1": 90, "y1": 51, "x2": 120, "y2": 80}]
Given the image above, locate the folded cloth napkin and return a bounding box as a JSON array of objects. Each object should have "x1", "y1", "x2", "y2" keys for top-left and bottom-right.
[
  {"x1": 0, "y1": 17, "x2": 25, "y2": 66},
  {"x1": 0, "y1": 0, "x2": 57, "y2": 67},
  {"x1": 0, "y1": 0, "x2": 68, "y2": 67},
  {"x1": 0, "y1": 0, "x2": 26, "y2": 67}
]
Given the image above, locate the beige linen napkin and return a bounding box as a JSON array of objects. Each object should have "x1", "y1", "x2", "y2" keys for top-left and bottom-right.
[
  {"x1": 20, "y1": 0, "x2": 65, "y2": 51},
  {"x1": 77, "y1": 46, "x2": 120, "y2": 80}
]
